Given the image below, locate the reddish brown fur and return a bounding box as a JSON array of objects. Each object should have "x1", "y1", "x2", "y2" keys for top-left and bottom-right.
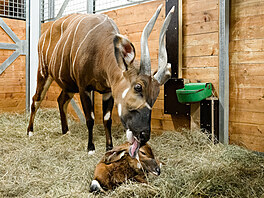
[
  {"x1": 27, "y1": 5, "x2": 173, "y2": 155},
  {"x1": 91, "y1": 142, "x2": 160, "y2": 191}
]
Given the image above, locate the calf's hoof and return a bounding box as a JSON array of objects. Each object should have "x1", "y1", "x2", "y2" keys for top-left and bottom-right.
[{"x1": 90, "y1": 180, "x2": 104, "y2": 193}]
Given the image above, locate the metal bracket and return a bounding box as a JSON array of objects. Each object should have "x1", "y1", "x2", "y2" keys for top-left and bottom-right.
[{"x1": 0, "y1": 18, "x2": 27, "y2": 74}]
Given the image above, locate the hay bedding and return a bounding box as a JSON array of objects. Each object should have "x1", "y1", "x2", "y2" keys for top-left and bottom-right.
[{"x1": 0, "y1": 109, "x2": 264, "y2": 198}]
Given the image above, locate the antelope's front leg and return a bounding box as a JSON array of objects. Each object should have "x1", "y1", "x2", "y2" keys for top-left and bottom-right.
[
  {"x1": 102, "y1": 93, "x2": 114, "y2": 151},
  {"x1": 80, "y1": 90, "x2": 95, "y2": 155}
]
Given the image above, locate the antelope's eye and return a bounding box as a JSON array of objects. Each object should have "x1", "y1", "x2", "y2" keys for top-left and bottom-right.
[
  {"x1": 134, "y1": 83, "x2": 142, "y2": 92},
  {"x1": 140, "y1": 151, "x2": 146, "y2": 155}
]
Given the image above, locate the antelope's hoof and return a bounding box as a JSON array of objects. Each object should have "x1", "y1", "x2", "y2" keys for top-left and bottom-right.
[
  {"x1": 28, "y1": 131, "x2": 34, "y2": 137},
  {"x1": 88, "y1": 150, "x2": 95, "y2": 155},
  {"x1": 63, "y1": 130, "x2": 71, "y2": 135}
]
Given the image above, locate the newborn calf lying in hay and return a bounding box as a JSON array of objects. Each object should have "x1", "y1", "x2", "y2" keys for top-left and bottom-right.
[{"x1": 90, "y1": 142, "x2": 160, "y2": 192}]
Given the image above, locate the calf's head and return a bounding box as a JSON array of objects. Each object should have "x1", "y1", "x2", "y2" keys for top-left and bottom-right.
[
  {"x1": 105, "y1": 142, "x2": 161, "y2": 176},
  {"x1": 113, "y1": 5, "x2": 175, "y2": 158}
]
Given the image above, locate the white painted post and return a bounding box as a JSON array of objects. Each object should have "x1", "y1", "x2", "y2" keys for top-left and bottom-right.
[{"x1": 26, "y1": 0, "x2": 41, "y2": 111}]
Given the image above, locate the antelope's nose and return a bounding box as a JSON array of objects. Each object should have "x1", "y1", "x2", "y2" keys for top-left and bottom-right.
[{"x1": 139, "y1": 131, "x2": 150, "y2": 144}]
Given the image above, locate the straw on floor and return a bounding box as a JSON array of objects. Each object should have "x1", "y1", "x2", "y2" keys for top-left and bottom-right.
[{"x1": 0, "y1": 109, "x2": 264, "y2": 198}]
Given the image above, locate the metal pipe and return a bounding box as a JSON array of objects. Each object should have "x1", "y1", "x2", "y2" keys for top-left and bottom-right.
[
  {"x1": 26, "y1": 0, "x2": 30, "y2": 112},
  {"x1": 219, "y1": 0, "x2": 229, "y2": 144}
]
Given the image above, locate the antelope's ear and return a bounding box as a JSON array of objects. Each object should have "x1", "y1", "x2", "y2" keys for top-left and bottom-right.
[
  {"x1": 114, "y1": 34, "x2": 136, "y2": 71},
  {"x1": 103, "y1": 149, "x2": 127, "y2": 164}
]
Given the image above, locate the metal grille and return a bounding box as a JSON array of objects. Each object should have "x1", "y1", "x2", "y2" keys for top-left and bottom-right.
[
  {"x1": 0, "y1": 0, "x2": 26, "y2": 20},
  {"x1": 41, "y1": 0, "x2": 153, "y2": 22}
]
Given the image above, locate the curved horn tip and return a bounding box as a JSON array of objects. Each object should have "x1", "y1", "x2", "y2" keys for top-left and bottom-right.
[
  {"x1": 170, "y1": 6, "x2": 175, "y2": 13},
  {"x1": 157, "y1": 4, "x2": 163, "y2": 10}
]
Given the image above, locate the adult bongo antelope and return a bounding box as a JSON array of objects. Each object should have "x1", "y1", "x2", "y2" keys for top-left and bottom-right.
[{"x1": 27, "y1": 4, "x2": 175, "y2": 157}]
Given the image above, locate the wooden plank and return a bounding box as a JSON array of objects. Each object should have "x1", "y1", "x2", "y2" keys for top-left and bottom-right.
[
  {"x1": 229, "y1": 122, "x2": 264, "y2": 152},
  {"x1": 230, "y1": 26, "x2": 264, "y2": 41},
  {"x1": 230, "y1": 64, "x2": 264, "y2": 76},
  {"x1": 105, "y1": 0, "x2": 165, "y2": 26},
  {"x1": 230, "y1": 99, "x2": 264, "y2": 113},
  {"x1": 183, "y1": 21, "x2": 218, "y2": 36},
  {"x1": 230, "y1": 134, "x2": 264, "y2": 152},
  {"x1": 230, "y1": 39, "x2": 264, "y2": 52},
  {"x1": 230, "y1": 75, "x2": 264, "y2": 88},
  {"x1": 229, "y1": 87, "x2": 264, "y2": 100},
  {"x1": 183, "y1": 0, "x2": 218, "y2": 14},
  {"x1": 230, "y1": 122, "x2": 264, "y2": 137},
  {"x1": 117, "y1": 18, "x2": 164, "y2": 35},
  {"x1": 183, "y1": 32, "x2": 218, "y2": 46},
  {"x1": 229, "y1": 111, "x2": 264, "y2": 125},
  {"x1": 182, "y1": 66, "x2": 218, "y2": 77},
  {"x1": 230, "y1": 14, "x2": 264, "y2": 29},
  {"x1": 231, "y1": 3, "x2": 264, "y2": 20},
  {"x1": 183, "y1": 44, "x2": 218, "y2": 57},
  {"x1": 230, "y1": 51, "x2": 264, "y2": 64},
  {"x1": 231, "y1": 0, "x2": 263, "y2": 6},
  {"x1": 151, "y1": 115, "x2": 190, "y2": 131},
  {"x1": 183, "y1": 9, "x2": 218, "y2": 25},
  {"x1": 183, "y1": 56, "x2": 218, "y2": 67}
]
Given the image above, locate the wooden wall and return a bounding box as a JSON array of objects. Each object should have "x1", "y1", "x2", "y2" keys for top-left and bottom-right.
[
  {"x1": 0, "y1": 18, "x2": 26, "y2": 112},
  {"x1": 182, "y1": 0, "x2": 219, "y2": 95},
  {"x1": 1, "y1": 0, "x2": 264, "y2": 152},
  {"x1": 229, "y1": 0, "x2": 264, "y2": 152}
]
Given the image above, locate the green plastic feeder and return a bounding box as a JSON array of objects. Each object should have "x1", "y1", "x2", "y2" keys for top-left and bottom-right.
[{"x1": 176, "y1": 83, "x2": 212, "y2": 103}]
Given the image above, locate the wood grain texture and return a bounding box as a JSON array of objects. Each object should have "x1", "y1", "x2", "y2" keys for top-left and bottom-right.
[
  {"x1": 0, "y1": 18, "x2": 26, "y2": 113},
  {"x1": 230, "y1": 0, "x2": 264, "y2": 152}
]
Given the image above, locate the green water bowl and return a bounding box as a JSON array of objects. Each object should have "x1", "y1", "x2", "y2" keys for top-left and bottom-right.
[{"x1": 176, "y1": 83, "x2": 212, "y2": 103}]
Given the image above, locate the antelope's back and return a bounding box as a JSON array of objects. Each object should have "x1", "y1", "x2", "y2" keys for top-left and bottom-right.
[{"x1": 38, "y1": 13, "x2": 119, "y2": 91}]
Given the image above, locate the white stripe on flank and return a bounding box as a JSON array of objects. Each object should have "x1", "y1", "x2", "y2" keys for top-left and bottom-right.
[
  {"x1": 49, "y1": 16, "x2": 71, "y2": 75},
  {"x1": 40, "y1": 30, "x2": 48, "y2": 75},
  {"x1": 58, "y1": 27, "x2": 74, "y2": 83},
  {"x1": 69, "y1": 15, "x2": 89, "y2": 80},
  {"x1": 45, "y1": 20, "x2": 57, "y2": 65},
  {"x1": 38, "y1": 30, "x2": 47, "y2": 77},
  {"x1": 72, "y1": 16, "x2": 108, "y2": 77},
  {"x1": 49, "y1": 15, "x2": 81, "y2": 76}
]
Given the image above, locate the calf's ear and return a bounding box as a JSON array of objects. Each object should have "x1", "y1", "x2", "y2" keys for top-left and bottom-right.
[{"x1": 103, "y1": 150, "x2": 127, "y2": 164}]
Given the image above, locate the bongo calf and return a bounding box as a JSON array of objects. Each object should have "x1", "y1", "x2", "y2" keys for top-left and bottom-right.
[{"x1": 90, "y1": 142, "x2": 160, "y2": 192}]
